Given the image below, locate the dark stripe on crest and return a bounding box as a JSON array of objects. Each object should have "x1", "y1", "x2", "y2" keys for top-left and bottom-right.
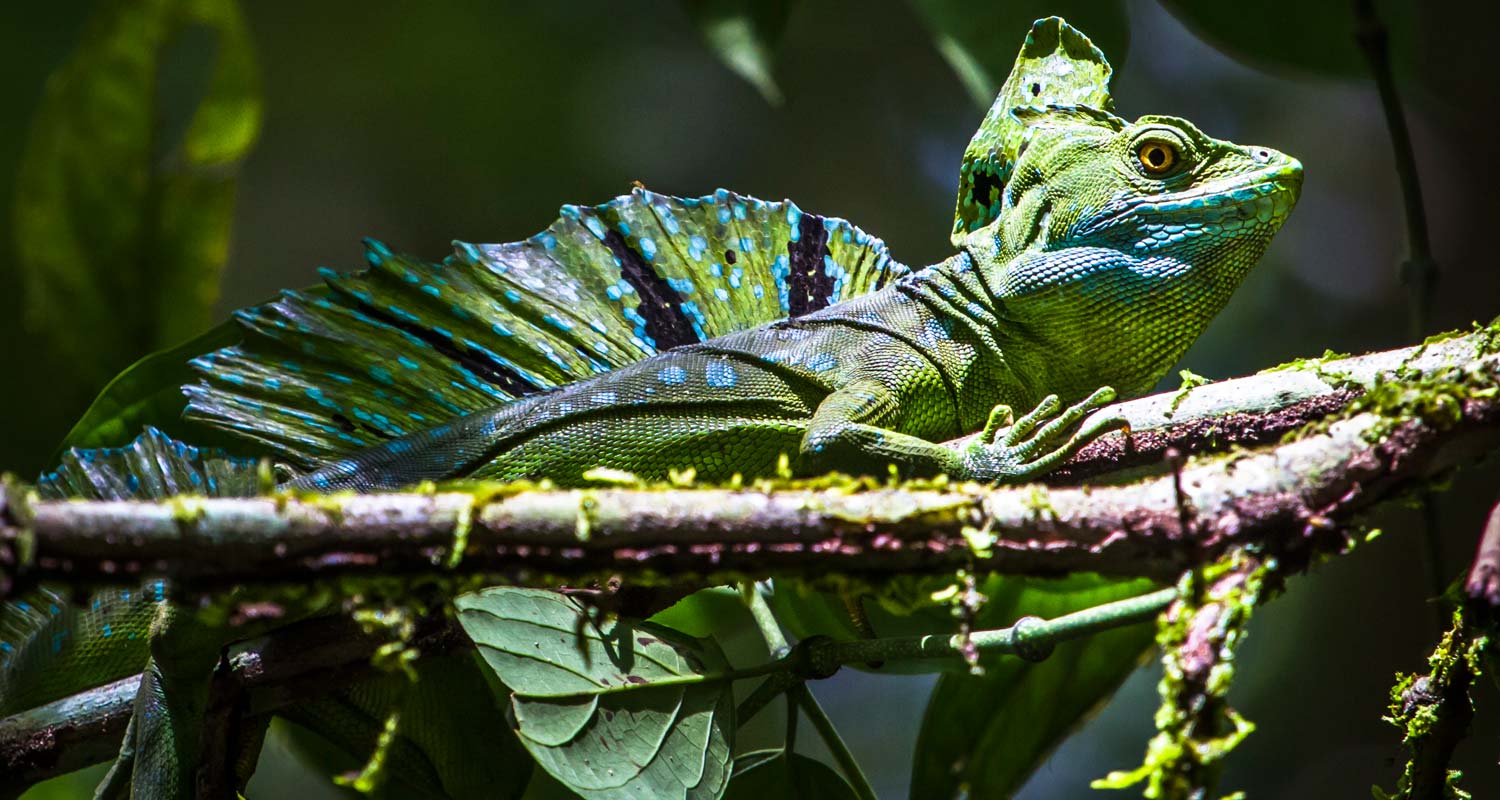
[
  {"x1": 349, "y1": 302, "x2": 540, "y2": 399},
  {"x1": 602, "y1": 230, "x2": 699, "y2": 351},
  {"x1": 787, "y1": 213, "x2": 834, "y2": 317}
]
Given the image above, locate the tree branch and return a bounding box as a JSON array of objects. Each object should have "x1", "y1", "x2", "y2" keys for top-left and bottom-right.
[
  {"x1": 0, "y1": 611, "x2": 466, "y2": 795},
  {"x1": 2, "y1": 328, "x2": 1497, "y2": 596}
]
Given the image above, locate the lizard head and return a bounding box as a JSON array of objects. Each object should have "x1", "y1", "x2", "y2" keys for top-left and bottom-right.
[
  {"x1": 987, "y1": 111, "x2": 1304, "y2": 263},
  {"x1": 960, "y1": 109, "x2": 1303, "y2": 398}
]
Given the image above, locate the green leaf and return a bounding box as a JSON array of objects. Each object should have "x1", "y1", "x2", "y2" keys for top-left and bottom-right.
[
  {"x1": 908, "y1": 575, "x2": 1159, "y2": 800},
  {"x1": 681, "y1": 0, "x2": 795, "y2": 104},
  {"x1": 51, "y1": 319, "x2": 240, "y2": 457},
  {"x1": 12, "y1": 0, "x2": 260, "y2": 389},
  {"x1": 456, "y1": 588, "x2": 736, "y2": 800},
  {"x1": 723, "y1": 751, "x2": 856, "y2": 800},
  {"x1": 1158, "y1": 0, "x2": 1415, "y2": 79},
  {"x1": 907, "y1": 0, "x2": 1128, "y2": 108},
  {"x1": 276, "y1": 653, "x2": 532, "y2": 800}
]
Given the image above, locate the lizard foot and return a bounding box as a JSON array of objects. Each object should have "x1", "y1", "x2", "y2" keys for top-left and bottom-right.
[{"x1": 960, "y1": 387, "x2": 1127, "y2": 482}]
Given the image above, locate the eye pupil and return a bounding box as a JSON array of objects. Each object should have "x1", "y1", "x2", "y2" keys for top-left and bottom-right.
[{"x1": 1138, "y1": 141, "x2": 1177, "y2": 174}]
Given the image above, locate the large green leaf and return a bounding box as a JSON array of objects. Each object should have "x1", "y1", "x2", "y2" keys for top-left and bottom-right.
[
  {"x1": 907, "y1": 0, "x2": 1128, "y2": 109},
  {"x1": 53, "y1": 283, "x2": 333, "y2": 460},
  {"x1": 12, "y1": 0, "x2": 260, "y2": 389},
  {"x1": 908, "y1": 575, "x2": 1158, "y2": 800},
  {"x1": 276, "y1": 654, "x2": 533, "y2": 800},
  {"x1": 680, "y1": 0, "x2": 796, "y2": 103},
  {"x1": 1159, "y1": 0, "x2": 1416, "y2": 80},
  {"x1": 723, "y1": 751, "x2": 856, "y2": 800},
  {"x1": 51, "y1": 318, "x2": 241, "y2": 457},
  {"x1": 456, "y1": 588, "x2": 735, "y2": 800}
]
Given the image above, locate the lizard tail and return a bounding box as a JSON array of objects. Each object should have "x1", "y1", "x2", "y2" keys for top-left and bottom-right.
[{"x1": 0, "y1": 428, "x2": 260, "y2": 715}]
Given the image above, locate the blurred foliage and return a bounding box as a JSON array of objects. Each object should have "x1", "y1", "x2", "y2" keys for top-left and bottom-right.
[
  {"x1": 10, "y1": 0, "x2": 259, "y2": 394},
  {"x1": 1158, "y1": 0, "x2": 1415, "y2": 80},
  {"x1": 682, "y1": 0, "x2": 796, "y2": 105}
]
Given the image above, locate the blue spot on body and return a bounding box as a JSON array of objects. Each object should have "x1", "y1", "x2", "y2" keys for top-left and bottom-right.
[
  {"x1": 504, "y1": 289, "x2": 521, "y2": 303},
  {"x1": 806, "y1": 352, "x2": 838, "y2": 372},
  {"x1": 398, "y1": 356, "x2": 421, "y2": 370},
  {"x1": 640, "y1": 237, "x2": 657, "y2": 261},
  {"x1": 705, "y1": 362, "x2": 738, "y2": 388},
  {"x1": 659, "y1": 366, "x2": 688, "y2": 385}
]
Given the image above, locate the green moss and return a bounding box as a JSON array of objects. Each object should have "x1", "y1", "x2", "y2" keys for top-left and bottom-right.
[
  {"x1": 1378, "y1": 607, "x2": 1489, "y2": 799},
  {"x1": 1094, "y1": 552, "x2": 1271, "y2": 798},
  {"x1": 1166, "y1": 368, "x2": 1213, "y2": 418}
]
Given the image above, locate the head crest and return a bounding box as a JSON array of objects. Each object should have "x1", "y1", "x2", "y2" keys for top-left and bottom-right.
[{"x1": 952, "y1": 17, "x2": 1117, "y2": 244}]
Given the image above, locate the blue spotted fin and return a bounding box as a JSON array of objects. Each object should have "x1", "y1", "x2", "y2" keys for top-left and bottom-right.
[
  {"x1": 185, "y1": 187, "x2": 907, "y2": 467},
  {"x1": 0, "y1": 428, "x2": 260, "y2": 715}
]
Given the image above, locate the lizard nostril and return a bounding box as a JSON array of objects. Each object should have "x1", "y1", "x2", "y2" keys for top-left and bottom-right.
[{"x1": 1252, "y1": 148, "x2": 1272, "y2": 164}]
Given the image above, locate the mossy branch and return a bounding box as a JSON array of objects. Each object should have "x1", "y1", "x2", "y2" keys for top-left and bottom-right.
[{"x1": 1, "y1": 326, "x2": 1497, "y2": 597}]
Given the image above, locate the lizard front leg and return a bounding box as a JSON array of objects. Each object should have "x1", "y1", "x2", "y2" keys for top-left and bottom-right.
[{"x1": 799, "y1": 380, "x2": 1125, "y2": 482}]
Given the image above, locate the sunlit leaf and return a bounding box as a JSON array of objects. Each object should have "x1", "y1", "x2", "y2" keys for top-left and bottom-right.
[
  {"x1": 723, "y1": 751, "x2": 856, "y2": 800},
  {"x1": 12, "y1": 0, "x2": 260, "y2": 389},
  {"x1": 681, "y1": 0, "x2": 795, "y2": 104},
  {"x1": 456, "y1": 588, "x2": 735, "y2": 800},
  {"x1": 906, "y1": 0, "x2": 1128, "y2": 108},
  {"x1": 908, "y1": 574, "x2": 1158, "y2": 800}
]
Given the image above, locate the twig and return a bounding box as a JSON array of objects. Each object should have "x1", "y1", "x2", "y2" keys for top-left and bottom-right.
[{"x1": 1381, "y1": 607, "x2": 1486, "y2": 800}]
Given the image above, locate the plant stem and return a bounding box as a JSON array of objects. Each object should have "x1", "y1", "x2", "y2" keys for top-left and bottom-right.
[
  {"x1": 744, "y1": 582, "x2": 791, "y2": 657},
  {"x1": 793, "y1": 683, "x2": 878, "y2": 800},
  {"x1": 823, "y1": 586, "x2": 1176, "y2": 666},
  {"x1": 1353, "y1": 0, "x2": 1435, "y2": 338}
]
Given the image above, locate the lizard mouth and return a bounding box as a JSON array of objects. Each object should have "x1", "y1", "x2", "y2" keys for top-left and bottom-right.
[
  {"x1": 1139, "y1": 162, "x2": 1303, "y2": 221},
  {"x1": 1074, "y1": 161, "x2": 1303, "y2": 240}
]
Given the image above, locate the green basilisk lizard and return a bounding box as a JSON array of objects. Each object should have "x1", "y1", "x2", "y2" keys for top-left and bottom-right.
[{"x1": 1, "y1": 17, "x2": 1301, "y2": 798}]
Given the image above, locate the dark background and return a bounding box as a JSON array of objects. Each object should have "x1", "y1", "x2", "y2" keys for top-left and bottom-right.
[{"x1": 5, "y1": 1, "x2": 1499, "y2": 797}]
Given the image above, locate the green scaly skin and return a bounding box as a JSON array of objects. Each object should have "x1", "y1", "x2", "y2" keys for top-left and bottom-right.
[{"x1": 0, "y1": 17, "x2": 1301, "y2": 799}]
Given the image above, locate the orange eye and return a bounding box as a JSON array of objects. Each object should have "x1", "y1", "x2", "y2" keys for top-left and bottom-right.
[{"x1": 1137, "y1": 141, "x2": 1178, "y2": 175}]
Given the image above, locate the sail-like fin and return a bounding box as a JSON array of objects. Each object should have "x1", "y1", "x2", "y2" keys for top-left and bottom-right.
[
  {"x1": 185, "y1": 188, "x2": 906, "y2": 466},
  {"x1": 0, "y1": 429, "x2": 259, "y2": 715}
]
